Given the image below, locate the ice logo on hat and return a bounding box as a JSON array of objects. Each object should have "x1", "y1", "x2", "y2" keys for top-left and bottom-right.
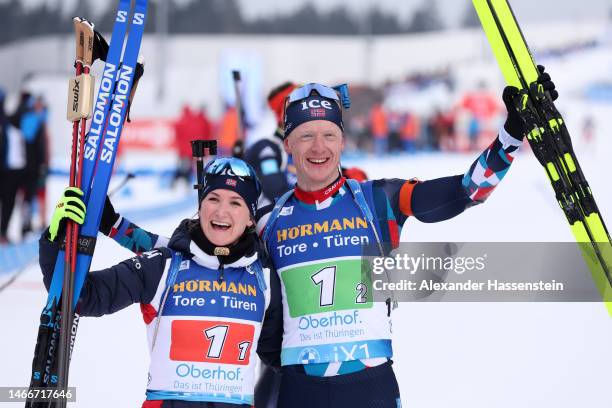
[
  {"x1": 300, "y1": 99, "x2": 333, "y2": 111},
  {"x1": 218, "y1": 167, "x2": 245, "y2": 181},
  {"x1": 226, "y1": 178, "x2": 237, "y2": 187}
]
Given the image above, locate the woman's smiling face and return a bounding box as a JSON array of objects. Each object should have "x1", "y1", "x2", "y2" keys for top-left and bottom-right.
[{"x1": 199, "y1": 189, "x2": 253, "y2": 246}]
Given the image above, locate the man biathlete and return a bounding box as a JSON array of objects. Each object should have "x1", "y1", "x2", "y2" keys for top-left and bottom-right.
[
  {"x1": 254, "y1": 73, "x2": 555, "y2": 407},
  {"x1": 98, "y1": 70, "x2": 557, "y2": 407}
]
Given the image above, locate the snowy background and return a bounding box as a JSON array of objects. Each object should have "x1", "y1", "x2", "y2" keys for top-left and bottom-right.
[
  {"x1": 1, "y1": 5, "x2": 612, "y2": 408},
  {"x1": 1, "y1": 152, "x2": 611, "y2": 407}
]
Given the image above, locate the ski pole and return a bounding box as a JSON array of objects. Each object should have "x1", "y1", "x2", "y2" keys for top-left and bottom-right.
[
  {"x1": 56, "y1": 17, "x2": 95, "y2": 407},
  {"x1": 231, "y1": 70, "x2": 245, "y2": 158},
  {"x1": 108, "y1": 172, "x2": 136, "y2": 197}
]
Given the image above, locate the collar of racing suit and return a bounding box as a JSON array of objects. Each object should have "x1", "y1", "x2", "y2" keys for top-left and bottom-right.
[
  {"x1": 167, "y1": 218, "x2": 259, "y2": 270},
  {"x1": 294, "y1": 175, "x2": 346, "y2": 204}
]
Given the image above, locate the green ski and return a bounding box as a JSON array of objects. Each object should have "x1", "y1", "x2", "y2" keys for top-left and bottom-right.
[{"x1": 473, "y1": 0, "x2": 612, "y2": 315}]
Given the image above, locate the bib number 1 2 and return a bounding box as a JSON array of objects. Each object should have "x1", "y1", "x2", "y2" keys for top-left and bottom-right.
[{"x1": 311, "y1": 265, "x2": 368, "y2": 306}]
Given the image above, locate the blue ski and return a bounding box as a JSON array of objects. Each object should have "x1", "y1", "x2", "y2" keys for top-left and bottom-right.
[
  {"x1": 71, "y1": 0, "x2": 148, "y2": 309},
  {"x1": 26, "y1": 0, "x2": 148, "y2": 402},
  {"x1": 45, "y1": 0, "x2": 132, "y2": 315}
]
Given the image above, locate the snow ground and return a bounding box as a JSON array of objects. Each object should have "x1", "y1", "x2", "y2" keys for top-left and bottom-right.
[{"x1": 1, "y1": 148, "x2": 611, "y2": 408}]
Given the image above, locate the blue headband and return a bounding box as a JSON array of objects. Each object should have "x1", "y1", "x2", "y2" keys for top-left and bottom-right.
[
  {"x1": 283, "y1": 95, "x2": 343, "y2": 138},
  {"x1": 200, "y1": 174, "x2": 259, "y2": 218}
]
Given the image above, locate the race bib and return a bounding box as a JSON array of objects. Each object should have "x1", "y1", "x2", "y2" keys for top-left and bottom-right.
[{"x1": 280, "y1": 258, "x2": 372, "y2": 318}]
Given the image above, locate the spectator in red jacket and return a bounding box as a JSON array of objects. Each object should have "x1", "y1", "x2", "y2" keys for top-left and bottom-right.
[
  {"x1": 194, "y1": 106, "x2": 213, "y2": 143},
  {"x1": 173, "y1": 104, "x2": 206, "y2": 186}
]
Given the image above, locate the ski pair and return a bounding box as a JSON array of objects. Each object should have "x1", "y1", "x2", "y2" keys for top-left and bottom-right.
[
  {"x1": 472, "y1": 0, "x2": 612, "y2": 315},
  {"x1": 24, "y1": 16, "x2": 99, "y2": 408},
  {"x1": 26, "y1": 1, "x2": 148, "y2": 406}
]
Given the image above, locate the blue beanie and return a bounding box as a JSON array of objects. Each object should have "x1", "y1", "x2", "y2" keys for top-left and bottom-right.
[
  {"x1": 200, "y1": 174, "x2": 259, "y2": 218},
  {"x1": 283, "y1": 94, "x2": 343, "y2": 138}
]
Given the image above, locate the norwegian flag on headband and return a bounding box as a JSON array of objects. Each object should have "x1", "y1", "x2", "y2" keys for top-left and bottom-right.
[
  {"x1": 225, "y1": 178, "x2": 237, "y2": 187},
  {"x1": 310, "y1": 108, "x2": 326, "y2": 118}
]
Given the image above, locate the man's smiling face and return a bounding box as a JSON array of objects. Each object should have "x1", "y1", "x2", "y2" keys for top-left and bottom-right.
[{"x1": 284, "y1": 120, "x2": 344, "y2": 192}]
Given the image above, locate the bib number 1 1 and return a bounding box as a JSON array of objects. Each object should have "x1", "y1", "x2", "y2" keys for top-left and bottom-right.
[
  {"x1": 204, "y1": 325, "x2": 251, "y2": 361},
  {"x1": 170, "y1": 320, "x2": 254, "y2": 365}
]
